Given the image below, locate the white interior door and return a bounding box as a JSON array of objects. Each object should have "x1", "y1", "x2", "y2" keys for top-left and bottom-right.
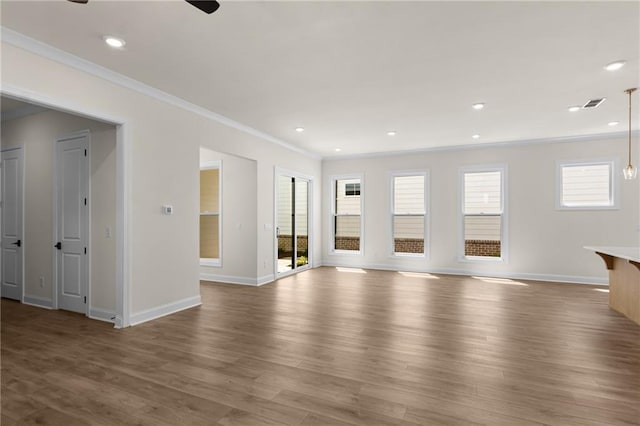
[
  {"x1": 56, "y1": 132, "x2": 89, "y2": 314},
  {"x1": 1, "y1": 148, "x2": 24, "y2": 301}
]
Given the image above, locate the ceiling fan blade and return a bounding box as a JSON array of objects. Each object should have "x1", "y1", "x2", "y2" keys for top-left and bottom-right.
[
  {"x1": 185, "y1": 0, "x2": 220, "y2": 14},
  {"x1": 67, "y1": 0, "x2": 89, "y2": 3}
]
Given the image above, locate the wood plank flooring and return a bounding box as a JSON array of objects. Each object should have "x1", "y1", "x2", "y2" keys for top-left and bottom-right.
[{"x1": 2, "y1": 267, "x2": 640, "y2": 425}]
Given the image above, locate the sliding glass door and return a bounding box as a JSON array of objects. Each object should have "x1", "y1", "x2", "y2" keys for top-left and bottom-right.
[{"x1": 277, "y1": 173, "x2": 310, "y2": 275}]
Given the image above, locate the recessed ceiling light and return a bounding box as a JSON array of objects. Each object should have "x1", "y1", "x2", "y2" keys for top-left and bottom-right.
[
  {"x1": 387, "y1": 131, "x2": 397, "y2": 136},
  {"x1": 103, "y1": 36, "x2": 126, "y2": 49},
  {"x1": 335, "y1": 148, "x2": 342, "y2": 152},
  {"x1": 604, "y1": 60, "x2": 626, "y2": 71},
  {"x1": 568, "y1": 106, "x2": 581, "y2": 112},
  {"x1": 472, "y1": 103, "x2": 485, "y2": 110},
  {"x1": 295, "y1": 127, "x2": 304, "y2": 132},
  {"x1": 472, "y1": 134, "x2": 480, "y2": 139},
  {"x1": 608, "y1": 121, "x2": 619, "y2": 126}
]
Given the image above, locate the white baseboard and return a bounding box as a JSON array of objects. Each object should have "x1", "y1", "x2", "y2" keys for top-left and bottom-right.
[
  {"x1": 23, "y1": 295, "x2": 54, "y2": 309},
  {"x1": 129, "y1": 295, "x2": 202, "y2": 326},
  {"x1": 200, "y1": 272, "x2": 258, "y2": 286},
  {"x1": 89, "y1": 307, "x2": 116, "y2": 323},
  {"x1": 257, "y1": 274, "x2": 275, "y2": 286},
  {"x1": 319, "y1": 260, "x2": 608, "y2": 286},
  {"x1": 200, "y1": 272, "x2": 276, "y2": 286}
]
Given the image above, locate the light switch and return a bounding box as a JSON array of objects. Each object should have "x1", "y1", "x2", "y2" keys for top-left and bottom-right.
[{"x1": 162, "y1": 205, "x2": 174, "y2": 215}]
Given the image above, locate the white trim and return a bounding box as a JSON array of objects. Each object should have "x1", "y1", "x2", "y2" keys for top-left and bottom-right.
[
  {"x1": 319, "y1": 261, "x2": 608, "y2": 286},
  {"x1": 200, "y1": 273, "x2": 258, "y2": 286},
  {"x1": 2, "y1": 85, "x2": 131, "y2": 329},
  {"x1": 200, "y1": 259, "x2": 222, "y2": 267},
  {"x1": 458, "y1": 164, "x2": 508, "y2": 263},
  {"x1": 129, "y1": 295, "x2": 202, "y2": 326},
  {"x1": 390, "y1": 170, "x2": 429, "y2": 259},
  {"x1": 323, "y1": 131, "x2": 637, "y2": 161},
  {"x1": 257, "y1": 274, "x2": 276, "y2": 286},
  {"x1": 115, "y1": 123, "x2": 129, "y2": 328},
  {"x1": 555, "y1": 158, "x2": 620, "y2": 210},
  {"x1": 329, "y1": 173, "x2": 364, "y2": 255},
  {"x1": 199, "y1": 160, "x2": 222, "y2": 267},
  {"x1": 1, "y1": 27, "x2": 321, "y2": 160},
  {"x1": 23, "y1": 295, "x2": 54, "y2": 309},
  {"x1": 1, "y1": 85, "x2": 127, "y2": 125},
  {"x1": 200, "y1": 272, "x2": 277, "y2": 286},
  {"x1": 89, "y1": 308, "x2": 116, "y2": 323}
]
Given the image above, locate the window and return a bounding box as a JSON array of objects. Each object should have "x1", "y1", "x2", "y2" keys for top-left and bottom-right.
[
  {"x1": 461, "y1": 167, "x2": 505, "y2": 260},
  {"x1": 392, "y1": 173, "x2": 427, "y2": 256},
  {"x1": 200, "y1": 161, "x2": 221, "y2": 266},
  {"x1": 345, "y1": 183, "x2": 360, "y2": 197},
  {"x1": 332, "y1": 176, "x2": 363, "y2": 253},
  {"x1": 557, "y1": 160, "x2": 616, "y2": 209}
]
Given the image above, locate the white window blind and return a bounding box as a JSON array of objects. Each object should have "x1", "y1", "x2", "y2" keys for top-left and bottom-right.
[
  {"x1": 462, "y1": 169, "x2": 503, "y2": 258},
  {"x1": 560, "y1": 163, "x2": 613, "y2": 207},
  {"x1": 333, "y1": 178, "x2": 362, "y2": 252},
  {"x1": 393, "y1": 175, "x2": 425, "y2": 255}
]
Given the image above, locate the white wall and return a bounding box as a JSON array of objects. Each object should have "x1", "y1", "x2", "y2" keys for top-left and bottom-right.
[
  {"x1": 322, "y1": 138, "x2": 640, "y2": 284},
  {"x1": 199, "y1": 148, "x2": 258, "y2": 281},
  {"x1": 1, "y1": 39, "x2": 322, "y2": 322},
  {"x1": 1, "y1": 109, "x2": 116, "y2": 313}
]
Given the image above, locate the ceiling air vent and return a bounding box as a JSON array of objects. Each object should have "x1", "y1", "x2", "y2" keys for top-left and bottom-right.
[{"x1": 583, "y1": 98, "x2": 606, "y2": 109}]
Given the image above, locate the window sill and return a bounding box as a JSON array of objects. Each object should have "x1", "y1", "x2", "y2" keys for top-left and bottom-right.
[
  {"x1": 391, "y1": 253, "x2": 426, "y2": 259},
  {"x1": 200, "y1": 258, "x2": 221, "y2": 267},
  {"x1": 556, "y1": 205, "x2": 618, "y2": 211},
  {"x1": 330, "y1": 249, "x2": 362, "y2": 256},
  {"x1": 458, "y1": 256, "x2": 505, "y2": 263}
]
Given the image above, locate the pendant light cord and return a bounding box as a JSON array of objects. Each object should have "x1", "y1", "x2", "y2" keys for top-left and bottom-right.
[{"x1": 626, "y1": 88, "x2": 637, "y2": 168}]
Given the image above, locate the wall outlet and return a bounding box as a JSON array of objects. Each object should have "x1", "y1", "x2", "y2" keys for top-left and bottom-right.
[
  {"x1": 39, "y1": 275, "x2": 44, "y2": 288},
  {"x1": 105, "y1": 226, "x2": 112, "y2": 238}
]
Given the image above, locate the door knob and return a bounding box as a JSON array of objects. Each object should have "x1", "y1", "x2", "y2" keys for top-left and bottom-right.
[
  {"x1": 11, "y1": 240, "x2": 21, "y2": 247},
  {"x1": 54, "y1": 242, "x2": 62, "y2": 250}
]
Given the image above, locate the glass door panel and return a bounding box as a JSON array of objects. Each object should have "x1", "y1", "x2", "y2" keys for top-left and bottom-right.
[
  {"x1": 295, "y1": 179, "x2": 309, "y2": 268},
  {"x1": 277, "y1": 175, "x2": 294, "y2": 273}
]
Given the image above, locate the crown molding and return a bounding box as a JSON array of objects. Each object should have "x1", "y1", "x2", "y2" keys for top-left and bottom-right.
[
  {"x1": 0, "y1": 27, "x2": 321, "y2": 160},
  {"x1": 323, "y1": 131, "x2": 636, "y2": 161}
]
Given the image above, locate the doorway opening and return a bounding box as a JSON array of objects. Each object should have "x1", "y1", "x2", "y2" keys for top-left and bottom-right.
[{"x1": 0, "y1": 95, "x2": 120, "y2": 324}]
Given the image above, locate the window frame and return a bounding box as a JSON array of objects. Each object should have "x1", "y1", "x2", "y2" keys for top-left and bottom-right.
[
  {"x1": 200, "y1": 160, "x2": 222, "y2": 267},
  {"x1": 555, "y1": 159, "x2": 619, "y2": 211},
  {"x1": 389, "y1": 170, "x2": 429, "y2": 259},
  {"x1": 330, "y1": 174, "x2": 364, "y2": 256},
  {"x1": 458, "y1": 164, "x2": 508, "y2": 263}
]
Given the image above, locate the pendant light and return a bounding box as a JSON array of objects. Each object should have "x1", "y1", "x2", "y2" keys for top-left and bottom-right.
[{"x1": 623, "y1": 88, "x2": 638, "y2": 180}]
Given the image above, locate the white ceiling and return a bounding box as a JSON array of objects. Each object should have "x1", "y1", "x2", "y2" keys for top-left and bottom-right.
[
  {"x1": 0, "y1": 97, "x2": 32, "y2": 113},
  {"x1": 1, "y1": 1, "x2": 639, "y2": 157}
]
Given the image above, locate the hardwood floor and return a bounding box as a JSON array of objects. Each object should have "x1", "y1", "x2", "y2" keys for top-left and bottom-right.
[{"x1": 2, "y1": 267, "x2": 640, "y2": 425}]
